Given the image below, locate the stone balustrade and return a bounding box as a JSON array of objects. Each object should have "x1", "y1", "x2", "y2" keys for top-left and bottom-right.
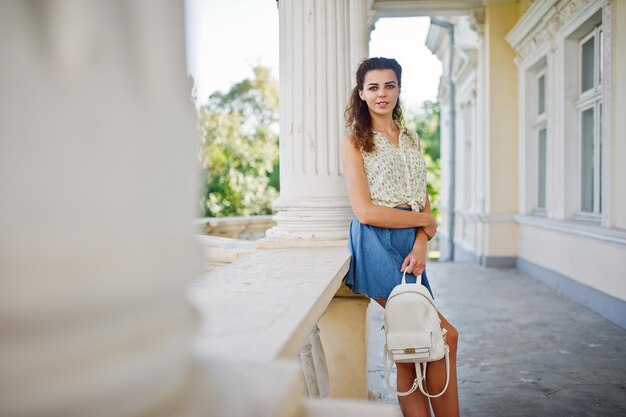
[
  {"x1": 194, "y1": 215, "x2": 378, "y2": 405},
  {"x1": 189, "y1": 246, "x2": 348, "y2": 359},
  {"x1": 188, "y1": 243, "x2": 391, "y2": 415}
]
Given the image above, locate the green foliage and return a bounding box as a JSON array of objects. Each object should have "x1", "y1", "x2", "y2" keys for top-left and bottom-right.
[
  {"x1": 198, "y1": 66, "x2": 279, "y2": 217},
  {"x1": 406, "y1": 100, "x2": 441, "y2": 219}
]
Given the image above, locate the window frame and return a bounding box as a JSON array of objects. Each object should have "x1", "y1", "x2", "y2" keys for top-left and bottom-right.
[
  {"x1": 575, "y1": 24, "x2": 603, "y2": 220},
  {"x1": 531, "y1": 67, "x2": 548, "y2": 214}
]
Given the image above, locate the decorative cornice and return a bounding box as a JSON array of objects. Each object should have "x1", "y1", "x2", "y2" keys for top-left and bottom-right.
[
  {"x1": 425, "y1": 21, "x2": 445, "y2": 56},
  {"x1": 506, "y1": 0, "x2": 602, "y2": 62},
  {"x1": 469, "y1": 7, "x2": 485, "y2": 35},
  {"x1": 454, "y1": 46, "x2": 478, "y2": 85},
  {"x1": 505, "y1": 0, "x2": 559, "y2": 48}
]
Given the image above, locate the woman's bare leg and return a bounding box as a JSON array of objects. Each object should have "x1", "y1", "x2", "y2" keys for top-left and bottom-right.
[
  {"x1": 375, "y1": 298, "x2": 431, "y2": 417},
  {"x1": 426, "y1": 312, "x2": 459, "y2": 417}
]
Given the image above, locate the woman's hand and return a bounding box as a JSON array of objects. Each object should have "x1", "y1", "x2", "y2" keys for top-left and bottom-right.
[{"x1": 401, "y1": 240, "x2": 427, "y2": 276}]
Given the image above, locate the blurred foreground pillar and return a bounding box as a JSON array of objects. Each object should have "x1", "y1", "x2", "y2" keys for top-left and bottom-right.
[
  {"x1": 260, "y1": 0, "x2": 369, "y2": 245},
  {"x1": 0, "y1": 2, "x2": 203, "y2": 416}
]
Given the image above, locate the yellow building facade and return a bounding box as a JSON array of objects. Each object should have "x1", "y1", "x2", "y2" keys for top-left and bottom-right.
[{"x1": 424, "y1": 0, "x2": 626, "y2": 328}]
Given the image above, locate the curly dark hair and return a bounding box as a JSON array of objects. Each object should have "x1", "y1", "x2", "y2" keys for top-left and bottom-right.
[{"x1": 344, "y1": 57, "x2": 405, "y2": 153}]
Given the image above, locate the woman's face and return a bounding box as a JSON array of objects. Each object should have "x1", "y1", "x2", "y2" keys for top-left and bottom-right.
[{"x1": 358, "y1": 69, "x2": 400, "y2": 117}]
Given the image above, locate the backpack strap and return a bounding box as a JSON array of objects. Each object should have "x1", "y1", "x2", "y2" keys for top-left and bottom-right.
[
  {"x1": 383, "y1": 344, "x2": 451, "y2": 398},
  {"x1": 415, "y1": 345, "x2": 450, "y2": 398},
  {"x1": 383, "y1": 343, "x2": 419, "y2": 396}
]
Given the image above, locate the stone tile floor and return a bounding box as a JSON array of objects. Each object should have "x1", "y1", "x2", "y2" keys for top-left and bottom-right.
[{"x1": 367, "y1": 262, "x2": 626, "y2": 417}]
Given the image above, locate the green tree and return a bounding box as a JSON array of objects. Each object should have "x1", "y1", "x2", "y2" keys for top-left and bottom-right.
[
  {"x1": 198, "y1": 66, "x2": 279, "y2": 217},
  {"x1": 406, "y1": 100, "x2": 441, "y2": 219}
]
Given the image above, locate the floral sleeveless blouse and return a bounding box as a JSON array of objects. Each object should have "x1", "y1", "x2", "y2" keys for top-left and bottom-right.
[{"x1": 360, "y1": 128, "x2": 427, "y2": 212}]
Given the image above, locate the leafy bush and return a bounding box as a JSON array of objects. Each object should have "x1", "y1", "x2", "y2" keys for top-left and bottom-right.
[
  {"x1": 198, "y1": 66, "x2": 279, "y2": 217},
  {"x1": 406, "y1": 100, "x2": 441, "y2": 219}
]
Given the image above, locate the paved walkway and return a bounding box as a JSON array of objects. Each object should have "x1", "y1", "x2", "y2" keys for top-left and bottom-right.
[{"x1": 367, "y1": 262, "x2": 626, "y2": 417}]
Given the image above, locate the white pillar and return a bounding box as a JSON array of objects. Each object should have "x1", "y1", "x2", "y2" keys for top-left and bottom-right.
[
  {"x1": 262, "y1": 0, "x2": 369, "y2": 245},
  {"x1": 0, "y1": 2, "x2": 201, "y2": 416}
]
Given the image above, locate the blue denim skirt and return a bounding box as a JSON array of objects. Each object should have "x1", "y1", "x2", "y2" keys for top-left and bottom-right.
[{"x1": 345, "y1": 207, "x2": 434, "y2": 300}]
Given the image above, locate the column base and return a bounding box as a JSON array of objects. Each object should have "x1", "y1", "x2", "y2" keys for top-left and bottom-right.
[{"x1": 259, "y1": 197, "x2": 354, "y2": 248}]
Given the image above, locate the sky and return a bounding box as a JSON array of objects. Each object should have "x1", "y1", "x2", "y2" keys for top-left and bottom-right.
[{"x1": 185, "y1": 0, "x2": 442, "y2": 111}]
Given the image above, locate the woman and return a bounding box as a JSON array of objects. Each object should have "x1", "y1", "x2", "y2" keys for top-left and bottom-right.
[{"x1": 342, "y1": 57, "x2": 459, "y2": 417}]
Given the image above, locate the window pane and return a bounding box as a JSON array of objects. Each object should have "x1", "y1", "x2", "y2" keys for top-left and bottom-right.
[
  {"x1": 581, "y1": 108, "x2": 594, "y2": 212},
  {"x1": 538, "y1": 129, "x2": 547, "y2": 209},
  {"x1": 581, "y1": 36, "x2": 595, "y2": 92},
  {"x1": 599, "y1": 29, "x2": 603, "y2": 85},
  {"x1": 538, "y1": 74, "x2": 545, "y2": 115}
]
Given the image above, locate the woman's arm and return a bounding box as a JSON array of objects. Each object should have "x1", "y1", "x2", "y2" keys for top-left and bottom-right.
[
  {"x1": 342, "y1": 134, "x2": 437, "y2": 230},
  {"x1": 421, "y1": 194, "x2": 437, "y2": 240},
  {"x1": 402, "y1": 229, "x2": 428, "y2": 275},
  {"x1": 401, "y1": 195, "x2": 434, "y2": 274}
]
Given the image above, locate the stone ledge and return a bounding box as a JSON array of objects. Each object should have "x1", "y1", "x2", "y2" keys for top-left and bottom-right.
[
  {"x1": 188, "y1": 246, "x2": 351, "y2": 362},
  {"x1": 194, "y1": 235, "x2": 256, "y2": 270}
]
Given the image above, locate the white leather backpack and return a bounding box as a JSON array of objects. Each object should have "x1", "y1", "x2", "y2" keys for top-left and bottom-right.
[{"x1": 383, "y1": 271, "x2": 450, "y2": 398}]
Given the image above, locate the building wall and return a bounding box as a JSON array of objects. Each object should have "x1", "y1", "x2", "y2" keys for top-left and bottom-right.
[
  {"x1": 427, "y1": 3, "x2": 520, "y2": 263},
  {"x1": 429, "y1": 0, "x2": 625, "y2": 324},
  {"x1": 519, "y1": 0, "x2": 534, "y2": 15},
  {"x1": 485, "y1": 2, "x2": 519, "y2": 216},
  {"x1": 519, "y1": 225, "x2": 626, "y2": 301},
  {"x1": 478, "y1": 2, "x2": 521, "y2": 262},
  {"x1": 507, "y1": 0, "x2": 626, "y2": 315},
  {"x1": 430, "y1": 2, "x2": 520, "y2": 262}
]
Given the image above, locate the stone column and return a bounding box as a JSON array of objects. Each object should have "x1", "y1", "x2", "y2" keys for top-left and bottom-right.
[
  {"x1": 260, "y1": 0, "x2": 369, "y2": 245},
  {"x1": 261, "y1": 0, "x2": 372, "y2": 402},
  {"x1": 0, "y1": 2, "x2": 200, "y2": 416}
]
